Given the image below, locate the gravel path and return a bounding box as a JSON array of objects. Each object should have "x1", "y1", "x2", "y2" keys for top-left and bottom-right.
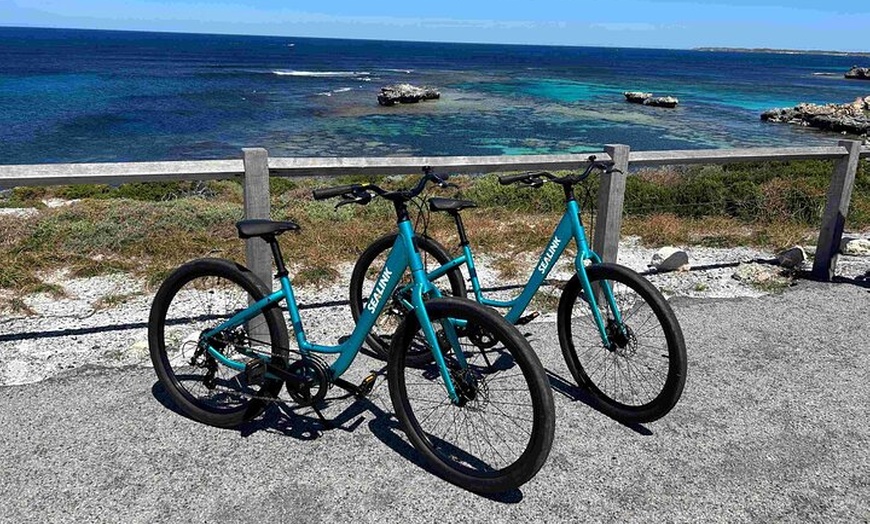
[{"x1": 1, "y1": 279, "x2": 868, "y2": 522}]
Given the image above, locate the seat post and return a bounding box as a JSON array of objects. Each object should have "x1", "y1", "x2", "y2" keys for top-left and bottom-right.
[
  {"x1": 266, "y1": 236, "x2": 289, "y2": 278},
  {"x1": 451, "y1": 212, "x2": 470, "y2": 246}
]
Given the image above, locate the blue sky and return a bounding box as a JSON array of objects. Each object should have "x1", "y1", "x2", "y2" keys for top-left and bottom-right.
[{"x1": 2, "y1": 1, "x2": 868, "y2": 51}]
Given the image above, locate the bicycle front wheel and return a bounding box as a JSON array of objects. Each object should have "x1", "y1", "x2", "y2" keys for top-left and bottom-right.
[
  {"x1": 149, "y1": 258, "x2": 289, "y2": 428},
  {"x1": 557, "y1": 263, "x2": 686, "y2": 423},
  {"x1": 388, "y1": 297, "x2": 555, "y2": 494}
]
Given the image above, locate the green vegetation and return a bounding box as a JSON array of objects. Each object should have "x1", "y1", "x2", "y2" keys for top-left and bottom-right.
[
  {"x1": 1, "y1": 159, "x2": 867, "y2": 312},
  {"x1": 92, "y1": 292, "x2": 143, "y2": 311}
]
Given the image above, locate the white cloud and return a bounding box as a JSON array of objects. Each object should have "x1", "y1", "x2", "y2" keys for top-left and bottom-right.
[{"x1": 589, "y1": 22, "x2": 658, "y2": 32}]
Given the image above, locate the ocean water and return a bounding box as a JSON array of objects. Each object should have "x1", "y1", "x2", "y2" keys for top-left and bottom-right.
[{"x1": 0, "y1": 27, "x2": 867, "y2": 164}]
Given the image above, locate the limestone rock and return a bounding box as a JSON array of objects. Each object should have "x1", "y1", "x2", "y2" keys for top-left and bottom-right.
[
  {"x1": 845, "y1": 66, "x2": 870, "y2": 80},
  {"x1": 645, "y1": 96, "x2": 679, "y2": 108},
  {"x1": 732, "y1": 263, "x2": 780, "y2": 285},
  {"x1": 761, "y1": 95, "x2": 870, "y2": 136},
  {"x1": 650, "y1": 247, "x2": 690, "y2": 271},
  {"x1": 624, "y1": 91, "x2": 652, "y2": 103},
  {"x1": 840, "y1": 237, "x2": 870, "y2": 256},
  {"x1": 624, "y1": 92, "x2": 679, "y2": 108},
  {"x1": 378, "y1": 84, "x2": 440, "y2": 106},
  {"x1": 776, "y1": 246, "x2": 806, "y2": 268}
]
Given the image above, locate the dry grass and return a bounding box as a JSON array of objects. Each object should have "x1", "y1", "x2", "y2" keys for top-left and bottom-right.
[{"x1": 622, "y1": 213, "x2": 815, "y2": 249}]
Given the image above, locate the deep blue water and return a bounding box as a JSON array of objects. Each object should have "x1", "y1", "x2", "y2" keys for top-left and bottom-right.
[{"x1": 0, "y1": 27, "x2": 867, "y2": 164}]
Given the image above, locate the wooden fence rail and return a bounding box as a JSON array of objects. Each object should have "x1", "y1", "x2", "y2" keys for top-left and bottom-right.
[{"x1": 1, "y1": 141, "x2": 868, "y2": 285}]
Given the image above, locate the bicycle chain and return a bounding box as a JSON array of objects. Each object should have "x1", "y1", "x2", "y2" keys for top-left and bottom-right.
[{"x1": 194, "y1": 333, "x2": 329, "y2": 404}]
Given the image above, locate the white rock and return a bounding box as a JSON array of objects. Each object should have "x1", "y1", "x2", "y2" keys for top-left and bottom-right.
[
  {"x1": 776, "y1": 246, "x2": 806, "y2": 268},
  {"x1": 733, "y1": 263, "x2": 778, "y2": 284},
  {"x1": 840, "y1": 237, "x2": 870, "y2": 256},
  {"x1": 42, "y1": 198, "x2": 79, "y2": 208},
  {"x1": 651, "y1": 247, "x2": 690, "y2": 271},
  {"x1": 127, "y1": 339, "x2": 151, "y2": 361},
  {"x1": 0, "y1": 207, "x2": 38, "y2": 218}
]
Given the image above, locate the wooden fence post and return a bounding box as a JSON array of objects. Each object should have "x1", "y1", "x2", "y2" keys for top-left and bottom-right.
[
  {"x1": 593, "y1": 144, "x2": 631, "y2": 264},
  {"x1": 812, "y1": 140, "x2": 862, "y2": 282},
  {"x1": 242, "y1": 147, "x2": 272, "y2": 291}
]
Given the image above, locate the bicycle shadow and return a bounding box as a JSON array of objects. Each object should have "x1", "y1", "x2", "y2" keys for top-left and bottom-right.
[
  {"x1": 149, "y1": 379, "x2": 524, "y2": 503},
  {"x1": 545, "y1": 369, "x2": 653, "y2": 436}
]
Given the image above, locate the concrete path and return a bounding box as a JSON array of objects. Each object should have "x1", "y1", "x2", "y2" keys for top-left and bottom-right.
[{"x1": 1, "y1": 280, "x2": 868, "y2": 523}]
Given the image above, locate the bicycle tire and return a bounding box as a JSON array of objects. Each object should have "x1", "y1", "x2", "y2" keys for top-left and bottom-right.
[
  {"x1": 388, "y1": 297, "x2": 555, "y2": 494},
  {"x1": 349, "y1": 233, "x2": 466, "y2": 364},
  {"x1": 149, "y1": 258, "x2": 289, "y2": 428},
  {"x1": 557, "y1": 263, "x2": 687, "y2": 423}
]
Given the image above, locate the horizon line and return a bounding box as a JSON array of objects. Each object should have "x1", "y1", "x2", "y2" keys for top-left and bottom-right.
[{"x1": 3, "y1": 24, "x2": 869, "y2": 56}]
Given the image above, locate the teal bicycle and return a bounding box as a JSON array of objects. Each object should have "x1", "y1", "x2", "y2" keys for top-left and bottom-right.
[
  {"x1": 148, "y1": 173, "x2": 555, "y2": 494},
  {"x1": 349, "y1": 158, "x2": 687, "y2": 423}
]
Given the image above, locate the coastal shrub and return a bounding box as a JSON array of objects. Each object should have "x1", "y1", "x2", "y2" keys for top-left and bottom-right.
[
  {"x1": 6, "y1": 186, "x2": 48, "y2": 207},
  {"x1": 335, "y1": 174, "x2": 387, "y2": 185},
  {"x1": 55, "y1": 184, "x2": 113, "y2": 199},
  {"x1": 464, "y1": 174, "x2": 563, "y2": 213},
  {"x1": 617, "y1": 159, "x2": 870, "y2": 227},
  {"x1": 269, "y1": 177, "x2": 298, "y2": 195}
]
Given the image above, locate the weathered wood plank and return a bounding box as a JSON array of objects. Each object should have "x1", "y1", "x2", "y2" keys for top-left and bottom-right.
[
  {"x1": 812, "y1": 140, "x2": 863, "y2": 281},
  {"x1": 242, "y1": 148, "x2": 273, "y2": 293},
  {"x1": 0, "y1": 160, "x2": 243, "y2": 188},
  {"x1": 629, "y1": 146, "x2": 847, "y2": 166},
  {"x1": 267, "y1": 153, "x2": 613, "y2": 177}
]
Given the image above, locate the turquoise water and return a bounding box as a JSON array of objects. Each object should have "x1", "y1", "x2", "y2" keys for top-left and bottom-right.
[{"x1": 0, "y1": 27, "x2": 867, "y2": 164}]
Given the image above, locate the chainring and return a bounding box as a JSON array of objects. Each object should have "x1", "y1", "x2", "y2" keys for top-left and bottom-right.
[{"x1": 285, "y1": 356, "x2": 331, "y2": 407}]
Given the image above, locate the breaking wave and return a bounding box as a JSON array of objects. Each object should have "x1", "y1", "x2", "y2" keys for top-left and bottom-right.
[{"x1": 272, "y1": 70, "x2": 371, "y2": 78}]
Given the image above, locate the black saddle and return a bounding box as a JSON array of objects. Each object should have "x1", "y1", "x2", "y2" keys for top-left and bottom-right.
[
  {"x1": 236, "y1": 219, "x2": 300, "y2": 240},
  {"x1": 428, "y1": 197, "x2": 477, "y2": 213}
]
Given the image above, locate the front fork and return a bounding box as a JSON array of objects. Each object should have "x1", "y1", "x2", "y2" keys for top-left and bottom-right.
[
  {"x1": 573, "y1": 252, "x2": 626, "y2": 350},
  {"x1": 408, "y1": 268, "x2": 468, "y2": 404}
]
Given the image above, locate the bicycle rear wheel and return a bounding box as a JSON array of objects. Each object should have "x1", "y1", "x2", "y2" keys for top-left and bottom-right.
[
  {"x1": 388, "y1": 298, "x2": 555, "y2": 494},
  {"x1": 557, "y1": 263, "x2": 686, "y2": 423},
  {"x1": 350, "y1": 233, "x2": 466, "y2": 363},
  {"x1": 149, "y1": 258, "x2": 289, "y2": 428}
]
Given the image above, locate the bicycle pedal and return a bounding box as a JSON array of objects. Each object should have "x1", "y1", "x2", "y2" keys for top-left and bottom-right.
[
  {"x1": 244, "y1": 359, "x2": 266, "y2": 385},
  {"x1": 516, "y1": 311, "x2": 541, "y2": 326},
  {"x1": 357, "y1": 373, "x2": 378, "y2": 397}
]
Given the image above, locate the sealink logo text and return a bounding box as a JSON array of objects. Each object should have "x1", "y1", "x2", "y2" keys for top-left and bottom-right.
[
  {"x1": 538, "y1": 236, "x2": 561, "y2": 274},
  {"x1": 367, "y1": 268, "x2": 393, "y2": 314}
]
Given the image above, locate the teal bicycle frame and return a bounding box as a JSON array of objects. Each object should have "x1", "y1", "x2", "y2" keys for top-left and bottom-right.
[
  {"x1": 201, "y1": 219, "x2": 468, "y2": 402},
  {"x1": 424, "y1": 199, "x2": 624, "y2": 348}
]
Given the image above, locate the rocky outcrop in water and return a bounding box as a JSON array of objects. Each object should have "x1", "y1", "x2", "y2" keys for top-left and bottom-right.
[
  {"x1": 623, "y1": 91, "x2": 679, "y2": 108},
  {"x1": 760, "y1": 96, "x2": 870, "y2": 136},
  {"x1": 378, "y1": 84, "x2": 440, "y2": 106},
  {"x1": 845, "y1": 66, "x2": 870, "y2": 80}
]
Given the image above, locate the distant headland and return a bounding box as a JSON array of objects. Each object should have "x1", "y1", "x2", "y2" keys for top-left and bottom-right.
[{"x1": 694, "y1": 47, "x2": 870, "y2": 58}]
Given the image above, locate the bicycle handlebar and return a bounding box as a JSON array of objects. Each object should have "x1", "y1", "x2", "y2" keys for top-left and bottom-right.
[
  {"x1": 498, "y1": 173, "x2": 533, "y2": 185},
  {"x1": 311, "y1": 169, "x2": 449, "y2": 205},
  {"x1": 312, "y1": 184, "x2": 360, "y2": 201},
  {"x1": 497, "y1": 155, "x2": 618, "y2": 188}
]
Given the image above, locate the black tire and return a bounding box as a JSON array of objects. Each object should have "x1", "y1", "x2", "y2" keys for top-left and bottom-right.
[
  {"x1": 557, "y1": 263, "x2": 687, "y2": 423},
  {"x1": 388, "y1": 297, "x2": 555, "y2": 494},
  {"x1": 149, "y1": 258, "x2": 289, "y2": 428},
  {"x1": 350, "y1": 233, "x2": 466, "y2": 364}
]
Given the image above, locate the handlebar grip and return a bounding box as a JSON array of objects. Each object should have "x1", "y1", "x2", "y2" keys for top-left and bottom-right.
[
  {"x1": 498, "y1": 173, "x2": 531, "y2": 185},
  {"x1": 312, "y1": 184, "x2": 358, "y2": 200}
]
